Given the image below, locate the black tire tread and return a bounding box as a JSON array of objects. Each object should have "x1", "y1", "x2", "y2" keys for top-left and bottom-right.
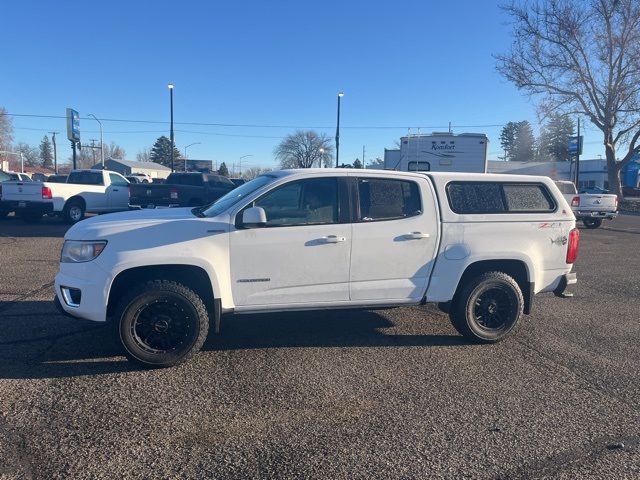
[
  {"x1": 449, "y1": 271, "x2": 523, "y2": 343},
  {"x1": 114, "y1": 279, "x2": 209, "y2": 368},
  {"x1": 63, "y1": 199, "x2": 85, "y2": 224}
]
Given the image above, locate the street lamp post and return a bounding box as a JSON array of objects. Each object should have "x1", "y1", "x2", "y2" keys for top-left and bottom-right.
[
  {"x1": 319, "y1": 147, "x2": 325, "y2": 168},
  {"x1": 184, "y1": 142, "x2": 201, "y2": 171},
  {"x1": 239, "y1": 154, "x2": 252, "y2": 177},
  {"x1": 87, "y1": 114, "x2": 104, "y2": 168},
  {"x1": 335, "y1": 91, "x2": 344, "y2": 168},
  {"x1": 168, "y1": 83, "x2": 175, "y2": 172}
]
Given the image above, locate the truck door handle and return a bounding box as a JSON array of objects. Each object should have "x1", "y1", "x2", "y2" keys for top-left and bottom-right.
[
  {"x1": 404, "y1": 232, "x2": 430, "y2": 240},
  {"x1": 112, "y1": 188, "x2": 119, "y2": 192},
  {"x1": 321, "y1": 235, "x2": 346, "y2": 243}
]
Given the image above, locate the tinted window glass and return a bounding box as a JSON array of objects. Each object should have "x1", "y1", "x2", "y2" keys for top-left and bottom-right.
[
  {"x1": 447, "y1": 182, "x2": 555, "y2": 214},
  {"x1": 503, "y1": 184, "x2": 554, "y2": 212},
  {"x1": 109, "y1": 173, "x2": 129, "y2": 186},
  {"x1": 408, "y1": 161, "x2": 431, "y2": 172},
  {"x1": 255, "y1": 178, "x2": 338, "y2": 226},
  {"x1": 358, "y1": 178, "x2": 421, "y2": 221},
  {"x1": 0, "y1": 171, "x2": 10, "y2": 182},
  {"x1": 67, "y1": 171, "x2": 103, "y2": 185},
  {"x1": 169, "y1": 174, "x2": 202, "y2": 186},
  {"x1": 555, "y1": 182, "x2": 576, "y2": 195}
]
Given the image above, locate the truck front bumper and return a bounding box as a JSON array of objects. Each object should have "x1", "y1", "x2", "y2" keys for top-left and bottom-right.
[
  {"x1": 553, "y1": 272, "x2": 577, "y2": 298},
  {"x1": 54, "y1": 266, "x2": 111, "y2": 322}
]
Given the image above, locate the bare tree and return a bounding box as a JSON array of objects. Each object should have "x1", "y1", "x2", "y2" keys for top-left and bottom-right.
[
  {"x1": 274, "y1": 130, "x2": 333, "y2": 169},
  {"x1": 0, "y1": 107, "x2": 14, "y2": 164},
  {"x1": 103, "y1": 142, "x2": 126, "y2": 160},
  {"x1": 15, "y1": 143, "x2": 40, "y2": 167},
  {"x1": 241, "y1": 166, "x2": 272, "y2": 180},
  {"x1": 136, "y1": 149, "x2": 151, "y2": 162},
  {"x1": 496, "y1": 0, "x2": 640, "y2": 196}
]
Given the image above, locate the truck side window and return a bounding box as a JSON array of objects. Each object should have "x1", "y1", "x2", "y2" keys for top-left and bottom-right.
[
  {"x1": 357, "y1": 178, "x2": 421, "y2": 221},
  {"x1": 254, "y1": 178, "x2": 338, "y2": 227},
  {"x1": 503, "y1": 184, "x2": 554, "y2": 212},
  {"x1": 447, "y1": 182, "x2": 555, "y2": 214},
  {"x1": 109, "y1": 173, "x2": 129, "y2": 187}
]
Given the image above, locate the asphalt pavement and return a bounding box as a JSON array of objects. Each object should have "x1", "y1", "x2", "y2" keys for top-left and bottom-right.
[{"x1": 0, "y1": 214, "x2": 638, "y2": 479}]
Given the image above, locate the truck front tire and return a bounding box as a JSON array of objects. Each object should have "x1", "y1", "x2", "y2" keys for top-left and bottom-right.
[
  {"x1": 449, "y1": 271, "x2": 523, "y2": 343},
  {"x1": 582, "y1": 218, "x2": 603, "y2": 229},
  {"x1": 115, "y1": 280, "x2": 210, "y2": 368}
]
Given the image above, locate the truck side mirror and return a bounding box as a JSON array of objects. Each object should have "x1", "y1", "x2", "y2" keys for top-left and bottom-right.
[{"x1": 242, "y1": 206, "x2": 267, "y2": 228}]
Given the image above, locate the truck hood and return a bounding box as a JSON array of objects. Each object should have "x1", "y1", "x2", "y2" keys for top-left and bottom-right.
[{"x1": 65, "y1": 207, "x2": 202, "y2": 239}]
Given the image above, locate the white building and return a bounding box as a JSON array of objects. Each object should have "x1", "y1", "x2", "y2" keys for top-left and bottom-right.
[
  {"x1": 487, "y1": 159, "x2": 609, "y2": 190},
  {"x1": 91, "y1": 158, "x2": 172, "y2": 179}
]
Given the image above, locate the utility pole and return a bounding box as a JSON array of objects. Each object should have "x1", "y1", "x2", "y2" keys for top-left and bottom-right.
[
  {"x1": 50, "y1": 131, "x2": 59, "y2": 174},
  {"x1": 168, "y1": 83, "x2": 175, "y2": 172},
  {"x1": 90, "y1": 139, "x2": 98, "y2": 165},
  {"x1": 335, "y1": 91, "x2": 344, "y2": 168},
  {"x1": 575, "y1": 118, "x2": 581, "y2": 187},
  {"x1": 362, "y1": 145, "x2": 366, "y2": 169}
]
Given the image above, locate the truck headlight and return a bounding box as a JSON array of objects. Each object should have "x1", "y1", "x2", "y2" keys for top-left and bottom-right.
[{"x1": 61, "y1": 240, "x2": 107, "y2": 263}]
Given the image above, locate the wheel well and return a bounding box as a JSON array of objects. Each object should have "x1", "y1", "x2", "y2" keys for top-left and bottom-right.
[
  {"x1": 65, "y1": 196, "x2": 86, "y2": 209},
  {"x1": 107, "y1": 265, "x2": 215, "y2": 318},
  {"x1": 454, "y1": 260, "x2": 533, "y2": 314}
]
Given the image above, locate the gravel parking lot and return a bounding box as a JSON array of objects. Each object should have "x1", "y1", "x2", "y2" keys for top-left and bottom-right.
[{"x1": 0, "y1": 214, "x2": 638, "y2": 479}]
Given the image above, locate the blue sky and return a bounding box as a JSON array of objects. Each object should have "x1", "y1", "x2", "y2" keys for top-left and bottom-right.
[{"x1": 0, "y1": 0, "x2": 605, "y2": 169}]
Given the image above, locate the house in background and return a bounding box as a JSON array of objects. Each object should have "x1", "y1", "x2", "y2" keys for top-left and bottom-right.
[{"x1": 90, "y1": 158, "x2": 171, "y2": 179}]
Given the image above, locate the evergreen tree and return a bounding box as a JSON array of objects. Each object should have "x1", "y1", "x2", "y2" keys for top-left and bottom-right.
[
  {"x1": 149, "y1": 136, "x2": 182, "y2": 168},
  {"x1": 499, "y1": 122, "x2": 519, "y2": 161},
  {"x1": 514, "y1": 121, "x2": 535, "y2": 162},
  {"x1": 39, "y1": 135, "x2": 53, "y2": 168},
  {"x1": 500, "y1": 121, "x2": 535, "y2": 162},
  {"x1": 218, "y1": 162, "x2": 229, "y2": 177},
  {"x1": 353, "y1": 159, "x2": 363, "y2": 169},
  {"x1": 538, "y1": 113, "x2": 575, "y2": 162}
]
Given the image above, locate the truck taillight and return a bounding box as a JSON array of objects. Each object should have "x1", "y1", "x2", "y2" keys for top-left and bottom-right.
[
  {"x1": 566, "y1": 228, "x2": 580, "y2": 264},
  {"x1": 42, "y1": 186, "x2": 53, "y2": 199},
  {"x1": 170, "y1": 187, "x2": 178, "y2": 200},
  {"x1": 571, "y1": 196, "x2": 580, "y2": 207}
]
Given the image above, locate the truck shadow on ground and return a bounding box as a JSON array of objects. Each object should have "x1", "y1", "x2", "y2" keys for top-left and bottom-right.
[{"x1": 0, "y1": 302, "x2": 469, "y2": 379}]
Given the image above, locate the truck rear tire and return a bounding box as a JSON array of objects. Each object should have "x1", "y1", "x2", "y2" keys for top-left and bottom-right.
[
  {"x1": 63, "y1": 200, "x2": 85, "y2": 224},
  {"x1": 114, "y1": 280, "x2": 209, "y2": 368},
  {"x1": 582, "y1": 218, "x2": 602, "y2": 229},
  {"x1": 449, "y1": 271, "x2": 523, "y2": 343}
]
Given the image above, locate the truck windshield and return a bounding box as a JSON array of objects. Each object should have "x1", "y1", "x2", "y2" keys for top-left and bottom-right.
[{"x1": 198, "y1": 175, "x2": 277, "y2": 217}]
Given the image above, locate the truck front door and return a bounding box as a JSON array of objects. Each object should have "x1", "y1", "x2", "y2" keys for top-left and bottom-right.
[
  {"x1": 229, "y1": 177, "x2": 351, "y2": 307},
  {"x1": 107, "y1": 173, "x2": 130, "y2": 210},
  {"x1": 349, "y1": 176, "x2": 439, "y2": 301}
]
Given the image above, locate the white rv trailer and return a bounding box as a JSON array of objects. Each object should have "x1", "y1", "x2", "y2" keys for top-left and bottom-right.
[{"x1": 384, "y1": 132, "x2": 489, "y2": 173}]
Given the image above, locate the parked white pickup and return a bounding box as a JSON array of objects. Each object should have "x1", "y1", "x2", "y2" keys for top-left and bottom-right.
[
  {"x1": 54, "y1": 169, "x2": 579, "y2": 367},
  {"x1": 554, "y1": 181, "x2": 618, "y2": 229},
  {"x1": 0, "y1": 169, "x2": 130, "y2": 223}
]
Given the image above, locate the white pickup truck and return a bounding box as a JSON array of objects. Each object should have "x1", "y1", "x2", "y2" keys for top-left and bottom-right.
[
  {"x1": 0, "y1": 169, "x2": 130, "y2": 223},
  {"x1": 554, "y1": 180, "x2": 618, "y2": 229},
  {"x1": 54, "y1": 169, "x2": 579, "y2": 367}
]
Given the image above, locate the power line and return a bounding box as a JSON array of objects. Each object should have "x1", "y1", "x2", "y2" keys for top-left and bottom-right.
[{"x1": 5, "y1": 112, "x2": 505, "y2": 130}]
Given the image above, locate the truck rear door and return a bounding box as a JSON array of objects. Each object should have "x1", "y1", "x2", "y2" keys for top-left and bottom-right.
[
  {"x1": 577, "y1": 194, "x2": 618, "y2": 213},
  {"x1": 0, "y1": 181, "x2": 44, "y2": 203},
  {"x1": 349, "y1": 175, "x2": 439, "y2": 301}
]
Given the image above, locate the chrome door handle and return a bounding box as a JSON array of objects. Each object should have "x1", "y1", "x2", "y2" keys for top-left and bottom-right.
[
  {"x1": 405, "y1": 232, "x2": 430, "y2": 240},
  {"x1": 322, "y1": 235, "x2": 346, "y2": 243}
]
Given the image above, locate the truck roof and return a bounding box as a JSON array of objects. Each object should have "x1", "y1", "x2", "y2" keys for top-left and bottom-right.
[{"x1": 273, "y1": 168, "x2": 553, "y2": 184}]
